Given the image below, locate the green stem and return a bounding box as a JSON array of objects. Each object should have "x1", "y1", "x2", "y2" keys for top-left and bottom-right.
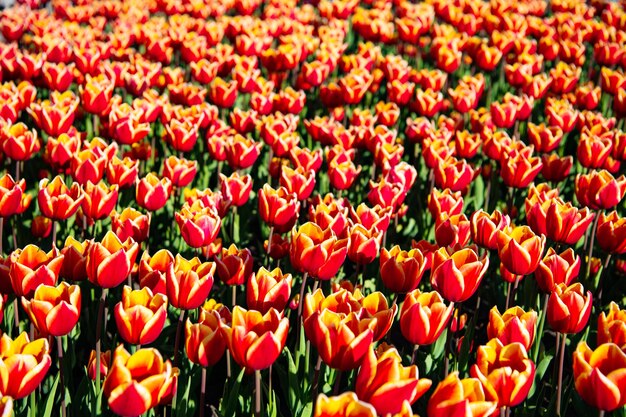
[
  {"x1": 30, "y1": 391, "x2": 36, "y2": 417},
  {"x1": 255, "y1": 370, "x2": 262, "y2": 417},
  {"x1": 556, "y1": 333, "x2": 567, "y2": 416},
  {"x1": 532, "y1": 294, "x2": 549, "y2": 362},
  {"x1": 585, "y1": 212, "x2": 601, "y2": 281},
  {"x1": 173, "y1": 309, "x2": 186, "y2": 366},
  {"x1": 58, "y1": 336, "x2": 67, "y2": 417},
  {"x1": 95, "y1": 287, "x2": 108, "y2": 404}
]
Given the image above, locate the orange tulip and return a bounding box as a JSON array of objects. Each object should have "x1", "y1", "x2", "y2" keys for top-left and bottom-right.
[
  {"x1": 220, "y1": 172, "x2": 252, "y2": 207},
  {"x1": 1, "y1": 122, "x2": 39, "y2": 161},
  {"x1": 431, "y1": 246, "x2": 489, "y2": 303},
  {"x1": 547, "y1": 283, "x2": 592, "y2": 334},
  {"x1": 470, "y1": 339, "x2": 536, "y2": 407},
  {"x1": 9, "y1": 244, "x2": 63, "y2": 297},
  {"x1": 575, "y1": 170, "x2": 626, "y2": 210},
  {"x1": 166, "y1": 254, "x2": 215, "y2": 310},
  {"x1": 427, "y1": 372, "x2": 497, "y2": 417},
  {"x1": 38, "y1": 176, "x2": 83, "y2": 220},
  {"x1": 526, "y1": 198, "x2": 594, "y2": 245},
  {"x1": 86, "y1": 231, "x2": 139, "y2": 289},
  {"x1": 314, "y1": 392, "x2": 377, "y2": 417},
  {"x1": 0, "y1": 332, "x2": 51, "y2": 399},
  {"x1": 573, "y1": 342, "x2": 626, "y2": 411},
  {"x1": 0, "y1": 174, "x2": 25, "y2": 218},
  {"x1": 400, "y1": 289, "x2": 453, "y2": 346},
  {"x1": 219, "y1": 306, "x2": 289, "y2": 372},
  {"x1": 534, "y1": 248, "x2": 580, "y2": 293},
  {"x1": 500, "y1": 149, "x2": 543, "y2": 189},
  {"x1": 496, "y1": 226, "x2": 545, "y2": 275},
  {"x1": 290, "y1": 222, "x2": 350, "y2": 280},
  {"x1": 596, "y1": 211, "x2": 626, "y2": 254},
  {"x1": 114, "y1": 286, "x2": 168, "y2": 345},
  {"x1": 598, "y1": 302, "x2": 626, "y2": 349},
  {"x1": 347, "y1": 224, "x2": 382, "y2": 266},
  {"x1": 103, "y1": 345, "x2": 178, "y2": 416},
  {"x1": 470, "y1": 209, "x2": 510, "y2": 251},
  {"x1": 106, "y1": 156, "x2": 138, "y2": 189},
  {"x1": 246, "y1": 267, "x2": 292, "y2": 313},
  {"x1": 21, "y1": 282, "x2": 81, "y2": 337},
  {"x1": 258, "y1": 185, "x2": 301, "y2": 233},
  {"x1": 185, "y1": 305, "x2": 227, "y2": 367},
  {"x1": 81, "y1": 181, "x2": 119, "y2": 221},
  {"x1": 215, "y1": 244, "x2": 253, "y2": 286},
  {"x1": 138, "y1": 249, "x2": 174, "y2": 296},
  {"x1": 175, "y1": 201, "x2": 222, "y2": 249},
  {"x1": 88, "y1": 349, "x2": 111, "y2": 381},
  {"x1": 163, "y1": 156, "x2": 197, "y2": 188},
  {"x1": 379, "y1": 245, "x2": 427, "y2": 293},
  {"x1": 136, "y1": 173, "x2": 172, "y2": 212},
  {"x1": 111, "y1": 208, "x2": 151, "y2": 243},
  {"x1": 487, "y1": 306, "x2": 537, "y2": 351},
  {"x1": 433, "y1": 156, "x2": 477, "y2": 192},
  {"x1": 355, "y1": 347, "x2": 431, "y2": 415}
]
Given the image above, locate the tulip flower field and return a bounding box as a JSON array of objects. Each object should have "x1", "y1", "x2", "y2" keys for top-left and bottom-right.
[{"x1": 2, "y1": 0, "x2": 626, "y2": 416}]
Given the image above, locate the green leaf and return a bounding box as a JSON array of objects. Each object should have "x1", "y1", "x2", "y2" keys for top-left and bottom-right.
[
  {"x1": 529, "y1": 353, "x2": 553, "y2": 398},
  {"x1": 43, "y1": 373, "x2": 60, "y2": 417},
  {"x1": 431, "y1": 329, "x2": 447, "y2": 360},
  {"x1": 220, "y1": 368, "x2": 245, "y2": 417}
]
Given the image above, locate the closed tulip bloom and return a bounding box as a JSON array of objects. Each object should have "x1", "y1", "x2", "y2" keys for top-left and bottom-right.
[
  {"x1": 356, "y1": 347, "x2": 431, "y2": 415},
  {"x1": 185, "y1": 307, "x2": 226, "y2": 367},
  {"x1": 88, "y1": 349, "x2": 111, "y2": 381},
  {"x1": 526, "y1": 198, "x2": 594, "y2": 245},
  {"x1": 541, "y1": 154, "x2": 573, "y2": 183},
  {"x1": 534, "y1": 248, "x2": 580, "y2": 293},
  {"x1": 106, "y1": 156, "x2": 139, "y2": 189},
  {"x1": 21, "y1": 282, "x2": 81, "y2": 337},
  {"x1": 1, "y1": 122, "x2": 40, "y2": 161},
  {"x1": 547, "y1": 283, "x2": 592, "y2": 334},
  {"x1": 359, "y1": 292, "x2": 397, "y2": 342},
  {"x1": 0, "y1": 174, "x2": 25, "y2": 217},
  {"x1": 427, "y1": 372, "x2": 497, "y2": 417},
  {"x1": 163, "y1": 156, "x2": 197, "y2": 188},
  {"x1": 496, "y1": 226, "x2": 545, "y2": 275},
  {"x1": 138, "y1": 249, "x2": 174, "y2": 295},
  {"x1": 434, "y1": 156, "x2": 477, "y2": 192},
  {"x1": 103, "y1": 345, "x2": 178, "y2": 417},
  {"x1": 81, "y1": 181, "x2": 119, "y2": 221},
  {"x1": 435, "y1": 213, "x2": 471, "y2": 248},
  {"x1": 290, "y1": 222, "x2": 350, "y2": 280},
  {"x1": 114, "y1": 286, "x2": 168, "y2": 345},
  {"x1": 328, "y1": 158, "x2": 361, "y2": 191},
  {"x1": 225, "y1": 135, "x2": 261, "y2": 170},
  {"x1": 38, "y1": 176, "x2": 83, "y2": 220},
  {"x1": 500, "y1": 150, "x2": 543, "y2": 189},
  {"x1": 220, "y1": 306, "x2": 289, "y2": 372},
  {"x1": 596, "y1": 211, "x2": 626, "y2": 254},
  {"x1": 86, "y1": 231, "x2": 139, "y2": 289},
  {"x1": 280, "y1": 166, "x2": 316, "y2": 201},
  {"x1": 111, "y1": 208, "x2": 151, "y2": 243},
  {"x1": 598, "y1": 302, "x2": 626, "y2": 349},
  {"x1": 575, "y1": 170, "x2": 626, "y2": 210},
  {"x1": 219, "y1": 172, "x2": 252, "y2": 207},
  {"x1": 470, "y1": 339, "x2": 536, "y2": 408},
  {"x1": 428, "y1": 188, "x2": 464, "y2": 218},
  {"x1": 0, "y1": 332, "x2": 51, "y2": 399},
  {"x1": 527, "y1": 123, "x2": 563, "y2": 153},
  {"x1": 431, "y1": 246, "x2": 489, "y2": 303},
  {"x1": 573, "y1": 342, "x2": 626, "y2": 411},
  {"x1": 470, "y1": 209, "x2": 510, "y2": 250},
  {"x1": 578, "y1": 133, "x2": 613, "y2": 169},
  {"x1": 70, "y1": 148, "x2": 107, "y2": 186},
  {"x1": 247, "y1": 267, "x2": 292, "y2": 313},
  {"x1": 400, "y1": 289, "x2": 453, "y2": 346},
  {"x1": 175, "y1": 201, "x2": 221, "y2": 249},
  {"x1": 314, "y1": 392, "x2": 377, "y2": 417},
  {"x1": 488, "y1": 306, "x2": 537, "y2": 351},
  {"x1": 9, "y1": 245, "x2": 63, "y2": 297},
  {"x1": 136, "y1": 173, "x2": 172, "y2": 212},
  {"x1": 304, "y1": 309, "x2": 375, "y2": 371},
  {"x1": 165, "y1": 119, "x2": 200, "y2": 154},
  {"x1": 165, "y1": 255, "x2": 215, "y2": 310},
  {"x1": 379, "y1": 245, "x2": 427, "y2": 293},
  {"x1": 215, "y1": 244, "x2": 253, "y2": 286},
  {"x1": 258, "y1": 185, "x2": 300, "y2": 233},
  {"x1": 31, "y1": 215, "x2": 52, "y2": 239},
  {"x1": 348, "y1": 224, "x2": 382, "y2": 266},
  {"x1": 59, "y1": 236, "x2": 88, "y2": 281}
]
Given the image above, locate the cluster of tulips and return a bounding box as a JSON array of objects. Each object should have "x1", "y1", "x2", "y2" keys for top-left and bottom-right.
[{"x1": 1, "y1": 0, "x2": 626, "y2": 416}]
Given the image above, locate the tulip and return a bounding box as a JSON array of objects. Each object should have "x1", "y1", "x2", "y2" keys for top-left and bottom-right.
[
  {"x1": 435, "y1": 213, "x2": 471, "y2": 248},
  {"x1": 258, "y1": 185, "x2": 300, "y2": 234},
  {"x1": 0, "y1": 174, "x2": 25, "y2": 218},
  {"x1": 547, "y1": 283, "x2": 592, "y2": 335},
  {"x1": 526, "y1": 198, "x2": 594, "y2": 245},
  {"x1": 328, "y1": 157, "x2": 361, "y2": 191},
  {"x1": 290, "y1": 222, "x2": 350, "y2": 280},
  {"x1": 470, "y1": 209, "x2": 510, "y2": 250},
  {"x1": 575, "y1": 170, "x2": 626, "y2": 210},
  {"x1": 470, "y1": 339, "x2": 536, "y2": 408},
  {"x1": 541, "y1": 154, "x2": 573, "y2": 183},
  {"x1": 81, "y1": 74, "x2": 114, "y2": 116},
  {"x1": 38, "y1": 176, "x2": 83, "y2": 220},
  {"x1": 175, "y1": 201, "x2": 221, "y2": 249},
  {"x1": 103, "y1": 345, "x2": 178, "y2": 417},
  {"x1": 114, "y1": 286, "x2": 168, "y2": 345},
  {"x1": 166, "y1": 254, "x2": 215, "y2": 310},
  {"x1": 220, "y1": 306, "x2": 289, "y2": 372},
  {"x1": 106, "y1": 156, "x2": 139, "y2": 189},
  {"x1": 496, "y1": 226, "x2": 545, "y2": 275},
  {"x1": 111, "y1": 208, "x2": 151, "y2": 243},
  {"x1": 86, "y1": 231, "x2": 139, "y2": 289},
  {"x1": 400, "y1": 289, "x2": 454, "y2": 346},
  {"x1": 500, "y1": 150, "x2": 543, "y2": 189},
  {"x1": 136, "y1": 173, "x2": 172, "y2": 212},
  {"x1": 9, "y1": 244, "x2": 63, "y2": 297},
  {"x1": 597, "y1": 302, "x2": 626, "y2": 349},
  {"x1": 219, "y1": 172, "x2": 252, "y2": 207},
  {"x1": 355, "y1": 347, "x2": 431, "y2": 415},
  {"x1": 347, "y1": 224, "x2": 382, "y2": 266},
  {"x1": 21, "y1": 282, "x2": 81, "y2": 337},
  {"x1": 534, "y1": 248, "x2": 580, "y2": 293},
  {"x1": 88, "y1": 349, "x2": 111, "y2": 381},
  {"x1": 431, "y1": 246, "x2": 489, "y2": 303},
  {"x1": 215, "y1": 244, "x2": 253, "y2": 287},
  {"x1": 488, "y1": 306, "x2": 537, "y2": 351},
  {"x1": 379, "y1": 245, "x2": 427, "y2": 293},
  {"x1": 433, "y1": 156, "x2": 477, "y2": 192},
  {"x1": 314, "y1": 392, "x2": 377, "y2": 417},
  {"x1": 81, "y1": 181, "x2": 119, "y2": 221},
  {"x1": 247, "y1": 267, "x2": 292, "y2": 313},
  {"x1": 427, "y1": 372, "x2": 497, "y2": 417},
  {"x1": 163, "y1": 156, "x2": 197, "y2": 188},
  {"x1": 573, "y1": 342, "x2": 626, "y2": 412},
  {"x1": 185, "y1": 306, "x2": 227, "y2": 367},
  {"x1": 1, "y1": 122, "x2": 39, "y2": 161},
  {"x1": 225, "y1": 135, "x2": 261, "y2": 170},
  {"x1": 138, "y1": 249, "x2": 174, "y2": 296},
  {"x1": 0, "y1": 332, "x2": 52, "y2": 399},
  {"x1": 596, "y1": 211, "x2": 626, "y2": 254},
  {"x1": 280, "y1": 166, "x2": 316, "y2": 201},
  {"x1": 527, "y1": 123, "x2": 563, "y2": 153},
  {"x1": 165, "y1": 118, "x2": 200, "y2": 154}
]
